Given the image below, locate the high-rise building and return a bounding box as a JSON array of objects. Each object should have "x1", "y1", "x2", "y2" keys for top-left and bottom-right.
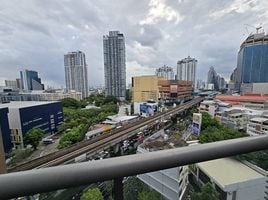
[
  {"x1": 155, "y1": 65, "x2": 174, "y2": 80},
  {"x1": 177, "y1": 56, "x2": 197, "y2": 88},
  {"x1": 20, "y1": 70, "x2": 44, "y2": 91},
  {"x1": 103, "y1": 31, "x2": 126, "y2": 100},
  {"x1": 64, "y1": 51, "x2": 88, "y2": 98},
  {"x1": 236, "y1": 32, "x2": 268, "y2": 89},
  {"x1": 207, "y1": 66, "x2": 218, "y2": 90}
]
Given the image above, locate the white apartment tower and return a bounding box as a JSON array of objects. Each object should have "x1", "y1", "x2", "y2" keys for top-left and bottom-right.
[
  {"x1": 155, "y1": 65, "x2": 174, "y2": 80},
  {"x1": 64, "y1": 51, "x2": 88, "y2": 98},
  {"x1": 103, "y1": 31, "x2": 126, "y2": 100},
  {"x1": 177, "y1": 56, "x2": 197, "y2": 88}
]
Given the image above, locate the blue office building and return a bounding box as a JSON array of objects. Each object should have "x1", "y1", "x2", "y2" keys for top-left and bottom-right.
[
  {"x1": 0, "y1": 101, "x2": 63, "y2": 149},
  {"x1": 20, "y1": 69, "x2": 44, "y2": 90},
  {"x1": 236, "y1": 33, "x2": 268, "y2": 89},
  {"x1": 0, "y1": 108, "x2": 13, "y2": 153}
]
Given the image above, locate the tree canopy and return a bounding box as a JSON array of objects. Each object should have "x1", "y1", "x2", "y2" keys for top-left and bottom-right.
[
  {"x1": 80, "y1": 188, "x2": 103, "y2": 200},
  {"x1": 61, "y1": 98, "x2": 81, "y2": 109},
  {"x1": 191, "y1": 183, "x2": 219, "y2": 200},
  {"x1": 24, "y1": 128, "x2": 44, "y2": 149}
]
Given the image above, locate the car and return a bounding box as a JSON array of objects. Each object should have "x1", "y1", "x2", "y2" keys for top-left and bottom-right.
[{"x1": 42, "y1": 138, "x2": 54, "y2": 144}]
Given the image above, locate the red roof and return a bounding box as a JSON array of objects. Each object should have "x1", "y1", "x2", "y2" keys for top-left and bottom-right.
[{"x1": 216, "y1": 95, "x2": 268, "y2": 103}]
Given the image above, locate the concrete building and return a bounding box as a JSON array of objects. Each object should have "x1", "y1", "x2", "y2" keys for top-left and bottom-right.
[
  {"x1": 191, "y1": 157, "x2": 267, "y2": 200},
  {"x1": 5, "y1": 80, "x2": 19, "y2": 89},
  {"x1": 25, "y1": 90, "x2": 82, "y2": 101},
  {"x1": 0, "y1": 108, "x2": 12, "y2": 153},
  {"x1": 132, "y1": 76, "x2": 162, "y2": 102},
  {"x1": 0, "y1": 101, "x2": 64, "y2": 149},
  {"x1": 64, "y1": 51, "x2": 88, "y2": 98},
  {"x1": 236, "y1": 32, "x2": 268, "y2": 91},
  {"x1": 247, "y1": 117, "x2": 268, "y2": 136},
  {"x1": 207, "y1": 66, "x2": 219, "y2": 90},
  {"x1": 241, "y1": 83, "x2": 268, "y2": 95},
  {"x1": 137, "y1": 130, "x2": 188, "y2": 200},
  {"x1": 132, "y1": 76, "x2": 192, "y2": 103},
  {"x1": 156, "y1": 65, "x2": 174, "y2": 80},
  {"x1": 103, "y1": 31, "x2": 126, "y2": 100},
  {"x1": 177, "y1": 56, "x2": 197, "y2": 88},
  {"x1": 216, "y1": 95, "x2": 268, "y2": 110},
  {"x1": 20, "y1": 69, "x2": 44, "y2": 91}
]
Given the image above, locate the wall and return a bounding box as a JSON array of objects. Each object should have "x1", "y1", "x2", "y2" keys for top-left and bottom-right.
[{"x1": 0, "y1": 108, "x2": 13, "y2": 153}]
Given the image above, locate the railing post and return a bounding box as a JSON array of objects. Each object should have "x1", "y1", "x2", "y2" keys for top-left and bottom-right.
[{"x1": 113, "y1": 177, "x2": 123, "y2": 200}]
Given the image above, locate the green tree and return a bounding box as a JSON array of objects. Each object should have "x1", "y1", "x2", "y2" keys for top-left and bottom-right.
[
  {"x1": 191, "y1": 183, "x2": 219, "y2": 200},
  {"x1": 24, "y1": 128, "x2": 44, "y2": 149},
  {"x1": 61, "y1": 98, "x2": 81, "y2": 109},
  {"x1": 138, "y1": 190, "x2": 162, "y2": 200},
  {"x1": 80, "y1": 188, "x2": 103, "y2": 200},
  {"x1": 238, "y1": 150, "x2": 268, "y2": 171},
  {"x1": 200, "y1": 112, "x2": 221, "y2": 131}
]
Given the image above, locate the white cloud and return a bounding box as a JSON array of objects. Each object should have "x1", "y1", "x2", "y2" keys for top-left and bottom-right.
[{"x1": 140, "y1": 0, "x2": 184, "y2": 25}]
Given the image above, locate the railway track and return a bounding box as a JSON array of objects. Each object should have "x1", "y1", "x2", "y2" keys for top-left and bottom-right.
[{"x1": 8, "y1": 97, "x2": 203, "y2": 172}]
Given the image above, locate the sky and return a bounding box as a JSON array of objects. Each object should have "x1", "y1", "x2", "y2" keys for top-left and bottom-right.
[{"x1": 0, "y1": 0, "x2": 267, "y2": 88}]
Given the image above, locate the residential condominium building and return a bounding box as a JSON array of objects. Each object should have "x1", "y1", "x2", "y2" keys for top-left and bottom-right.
[
  {"x1": 5, "y1": 80, "x2": 19, "y2": 89},
  {"x1": 0, "y1": 101, "x2": 64, "y2": 149},
  {"x1": 191, "y1": 157, "x2": 267, "y2": 200},
  {"x1": 103, "y1": 31, "x2": 126, "y2": 100},
  {"x1": 20, "y1": 69, "x2": 44, "y2": 90},
  {"x1": 137, "y1": 130, "x2": 188, "y2": 200},
  {"x1": 155, "y1": 65, "x2": 174, "y2": 80},
  {"x1": 177, "y1": 56, "x2": 197, "y2": 88},
  {"x1": 64, "y1": 51, "x2": 88, "y2": 98}
]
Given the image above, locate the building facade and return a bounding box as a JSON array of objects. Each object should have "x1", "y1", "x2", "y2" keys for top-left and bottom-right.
[
  {"x1": 137, "y1": 130, "x2": 188, "y2": 200},
  {"x1": 64, "y1": 51, "x2": 88, "y2": 98},
  {"x1": 132, "y1": 76, "x2": 192, "y2": 103},
  {"x1": 0, "y1": 108, "x2": 12, "y2": 153},
  {"x1": 236, "y1": 33, "x2": 268, "y2": 90},
  {"x1": 247, "y1": 117, "x2": 268, "y2": 136},
  {"x1": 177, "y1": 56, "x2": 197, "y2": 88},
  {"x1": 20, "y1": 70, "x2": 44, "y2": 90},
  {"x1": 156, "y1": 65, "x2": 174, "y2": 80},
  {"x1": 103, "y1": 31, "x2": 126, "y2": 100},
  {"x1": 191, "y1": 158, "x2": 267, "y2": 200},
  {"x1": 5, "y1": 80, "x2": 19, "y2": 89},
  {"x1": 0, "y1": 101, "x2": 64, "y2": 149}
]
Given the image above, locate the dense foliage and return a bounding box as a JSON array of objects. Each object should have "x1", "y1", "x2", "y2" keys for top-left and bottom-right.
[
  {"x1": 191, "y1": 183, "x2": 219, "y2": 200},
  {"x1": 80, "y1": 188, "x2": 103, "y2": 200},
  {"x1": 124, "y1": 177, "x2": 162, "y2": 200},
  {"x1": 238, "y1": 150, "x2": 268, "y2": 171},
  {"x1": 58, "y1": 95, "x2": 118, "y2": 149},
  {"x1": 24, "y1": 128, "x2": 44, "y2": 149},
  {"x1": 199, "y1": 112, "x2": 246, "y2": 143}
]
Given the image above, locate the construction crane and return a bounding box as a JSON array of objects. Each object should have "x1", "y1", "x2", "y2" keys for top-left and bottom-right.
[{"x1": 244, "y1": 23, "x2": 263, "y2": 34}]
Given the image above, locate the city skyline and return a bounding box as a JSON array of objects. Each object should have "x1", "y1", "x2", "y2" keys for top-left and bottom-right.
[{"x1": 0, "y1": 1, "x2": 267, "y2": 88}]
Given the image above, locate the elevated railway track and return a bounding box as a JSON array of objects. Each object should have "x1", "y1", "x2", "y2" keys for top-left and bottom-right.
[{"x1": 8, "y1": 97, "x2": 203, "y2": 172}]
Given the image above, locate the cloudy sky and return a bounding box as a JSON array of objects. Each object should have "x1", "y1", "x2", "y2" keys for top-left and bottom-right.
[{"x1": 0, "y1": 0, "x2": 267, "y2": 88}]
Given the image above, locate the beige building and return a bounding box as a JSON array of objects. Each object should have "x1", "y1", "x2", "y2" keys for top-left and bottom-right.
[{"x1": 132, "y1": 76, "x2": 162, "y2": 102}]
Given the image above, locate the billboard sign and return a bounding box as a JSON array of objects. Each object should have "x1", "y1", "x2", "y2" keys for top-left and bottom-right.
[
  {"x1": 140, "y1": 103, "x2": 158, "y2": 117},
  {"x1": 192, "y1": 113, "x2": 202, "y2": 135}
]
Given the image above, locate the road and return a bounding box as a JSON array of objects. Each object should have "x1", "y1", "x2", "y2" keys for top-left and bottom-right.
[{"x1": 8, "y1": 97, "x2": 203, "y2": 172}]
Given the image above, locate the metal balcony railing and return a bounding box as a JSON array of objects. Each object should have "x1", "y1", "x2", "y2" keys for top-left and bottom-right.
[{"x1": 0, "y1": 135, "x2": 268, "y2": 200}]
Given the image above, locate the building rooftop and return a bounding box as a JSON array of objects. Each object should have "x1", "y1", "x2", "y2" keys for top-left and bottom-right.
[
  {"x1": 216, "y1": 95, "x2": 268, "y2": 103},
  {"x1": 249, "y1": 117, "x2": 268, "y2": 123},
  {"x1": 197, "y1": 158, "x2": 265, "y2": 188},
  {"x1": 0, "y1": 101, "x2": 59, "y2": 109}
]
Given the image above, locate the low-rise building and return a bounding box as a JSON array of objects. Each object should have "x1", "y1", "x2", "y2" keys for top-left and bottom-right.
[
  {"x1": 247, "y1": 117, "x2": 268, "y2": 136},
  {"x1": 191, "y1": 157, "x2": 267, "y2": 200},
  {"x1": 241, "y1": 83, "x2": 268, "y2": 95},
  {"x1": 0, "y1": 101, "x2": 64, "y2": 149},
  {"x1": 137, "y1": 130, "x2": 188, "y2": 200}
]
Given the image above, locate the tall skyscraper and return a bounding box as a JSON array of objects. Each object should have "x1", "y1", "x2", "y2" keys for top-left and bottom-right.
[
  {"x1": 103, "y1": 31, "x2": 126, "y2": 100},
  {"x1": 155, "y1": 65, "x2": 174, "y2": 80},
  {"x1": 236, "y1": 32, "x2": 268, "y2": 90},
  {"x1": 20, "y1": 69, "x2": 44, "y2": 90},
  {"x1": 177, "y1": 56, "x2": 197, "y2": 88},
  {"x1": 64, "y1": 51, "x2": 88, "y2": 98},
  {"x1": 207, "y1": 66, "x2": 218, "y2": 90}
]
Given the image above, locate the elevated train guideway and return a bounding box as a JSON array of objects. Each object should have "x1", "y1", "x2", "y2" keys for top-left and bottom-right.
[{"x1": 8, "y1": 97, "x2": 203, "y2": 172}]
